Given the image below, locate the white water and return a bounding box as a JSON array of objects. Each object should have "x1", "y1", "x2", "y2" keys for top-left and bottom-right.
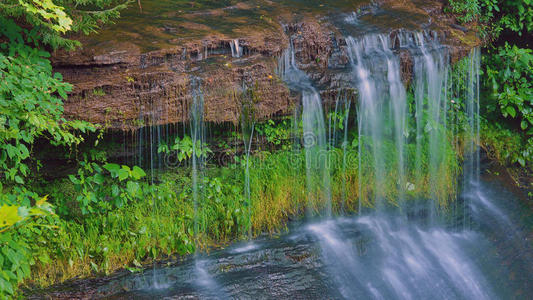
[
  {"x1": 411, "y1": 31, "x2": 450, "y2": 221},
  {"x1": 190, "y1": 82, "x2": 205, "y2": 237},
  {"x1": 346, "y1": 34, "x2": 407, "y2": 210},
  {"x1": 308, "y1": 215, "x2": 495, "y2": 300}
]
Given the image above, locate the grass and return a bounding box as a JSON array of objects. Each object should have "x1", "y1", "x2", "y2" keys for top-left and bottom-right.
[{"x1": 27, "y1": 133, "x2": 463, "y2": 290}]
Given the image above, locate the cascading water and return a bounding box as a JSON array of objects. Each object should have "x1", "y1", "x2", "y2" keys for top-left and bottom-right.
[
  {"x1": 240, "y1": 94, "x2": 255, "y2": 238},
  {"x1": 346, "y1": 34, "x2": 407, "y2": 211},
  {"x1": 307, "y1": 30, "x2": 499, "y2": 299},
  {"x1": 230, "y1": 39, "x2": 243, "y2": 58},
  {"x1": 50, "y1": 28, "x2": 533, "y2": 300},
  {"x1": 189, "y1": 80, "x2": 227, "y2": 296},
  {"x1": 328, "y1": 93, "x2": 352, "y2": 211},
  {"x1": 411, "y1": 31, "x2": 450, "y2": 221},
  {"x1": 463, "y1": 47, "x2": 481, "y2": 201},
  {"x1": 190, "y1": 80, "x2": 205, "y2": 239},
  {"x1": 279, "y1": 39, "x2": 331, "y2": 217}
]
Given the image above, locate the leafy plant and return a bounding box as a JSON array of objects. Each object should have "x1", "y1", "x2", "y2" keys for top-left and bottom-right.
[
  {"x1": 448, "y1": 0, "x2": 481, "y2": 23},
  {"x1": 0, "y1": 0, "x2": 132, "y2": 50},
  {"x1": 158, "y1": 135, "x2": 212, "y2": 161},
  {"x1": 485, "y1": 43, "x2": 533, "y2": 132},
  {"x1": 67, "y1": 162, "x2": 147, "y2": 215},
  {"x1": 0, "y1": 195, "x2": 55, "y2": 296},
  {"x1": 255, "y1": 119, "x2": 292, "y2": 148},
  {"x1": 0, "y1": 18, "x2": 95, "y2": 187},
  {"x1": 448, "y1": 0, "x2": 533, "y2": 39}
]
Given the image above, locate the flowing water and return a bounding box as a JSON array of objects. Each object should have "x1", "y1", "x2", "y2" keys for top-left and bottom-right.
[
  {"x1": 190, "y1": 80, "x2": 206, "y2": 238},
  {"x1": 278, "y1": 40, "x2": 332, "y2": 217},
  {"x1": 241, "y1": 94, "x2": 256, "y2": 238},
  {"x1": 43, "y1": 171, "x2": 533, "y2": 299},
  {"x1": 346, "y1": 33, "x2": 408, "y2": 211}
]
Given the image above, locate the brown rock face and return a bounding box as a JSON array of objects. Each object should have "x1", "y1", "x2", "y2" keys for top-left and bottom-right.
[{"x1": 54, "y1": 0, "x2": 480, "y2": 130}]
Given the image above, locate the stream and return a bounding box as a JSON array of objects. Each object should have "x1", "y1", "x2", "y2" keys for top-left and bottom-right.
[{"x1": 37, "y1": 168, "x2": 533, "y2": 299}]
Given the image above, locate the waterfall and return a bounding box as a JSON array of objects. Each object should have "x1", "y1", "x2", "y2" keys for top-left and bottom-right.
[
  {"x1": 461, "y1": 47, "x2": 481, "y2": 228},
  {"x1": 308, "y1": 32, "x2": 490, "y2": 299},
  {"x1": 464, "y1": 47, "x2": 481, "y2": 188},
  {"x1": 410, "y1": 32, "x2": 450, "y2": 221},
  {"x1": 346, "y1": 34, "x2": 407, "y2": 211},
  {"x1": 230, "y1": 39, "x2": 243, "y2": 58},
  {"x1": 241, "y1": 96, "x2": 255, "y2": 238},
  {"x1": 279, "y1": 40, "x2": 331, "y2": 217},
  {"x1": 190, "y1": 80, "x2": 205, "y2": 239}
]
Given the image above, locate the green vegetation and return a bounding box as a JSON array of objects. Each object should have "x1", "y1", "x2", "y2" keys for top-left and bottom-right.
[
  {"x1": 449, "y1": 0, "x2": 532, "y2": 176},
  {"x1": 483, "y1": 44, "x2": 532, "y2": 167},
  {"x1": 0, "y1": 0, "x2": 130, "y2": 296},
  {"x1": 0, "y1": 0, "x2": 131, "y2": 49},
  {"x1": 22, "y1": 117, "x2": 461, "y2": 289},
  {"x1": 447, "y1": 0, "x2": 532, "y2": 40}
]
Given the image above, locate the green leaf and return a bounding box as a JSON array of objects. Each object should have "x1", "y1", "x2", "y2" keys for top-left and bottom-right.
[
  {"x1": 118, "y1": 168, "x2": 129, "y2": 181},
  {"x1": 103, "y1": 163, "x2": 120, "y2": 176},
  {"x1": 38, "y1": 253, "x2": 51, "y2": 264},
  {"x1": 506, "y1": 106, "x2": 516, "y2": 118},
  {"x1": 14, "y1": 175, "x2": 24, "y2": 184},
  {"x1": 111, "y1": 185, "x2": 120, "y2": 197},
  {"x1": 93, "y1": 173, "x2": 105, "y2": 185},
  {"x1": 131, "y1": 166, "x2": 146, "y2": 180},
  {"x1": 0, "y1": 205, "x2": 23, "y2": 228},
  {"x1": 0, "y1": 277, "x2": 14, "y2": 295},
  {"x1": 521, "y1": 120, "x2": 528, "y2": 130},
  {"x1": 126, "y1": 181, "x2": 140, "y2": 198},
  {"x1": 68, "y1": 174, "x2": 80, "y2": 185}
]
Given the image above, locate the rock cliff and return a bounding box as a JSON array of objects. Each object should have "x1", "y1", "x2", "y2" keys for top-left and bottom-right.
[{"x1": 52, "y1": 0, "x2": 480, "y2": 129}]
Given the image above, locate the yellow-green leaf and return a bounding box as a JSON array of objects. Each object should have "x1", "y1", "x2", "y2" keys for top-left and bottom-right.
[{"x1": 0, "y1": 205, "x2": 22, "y2": 228}]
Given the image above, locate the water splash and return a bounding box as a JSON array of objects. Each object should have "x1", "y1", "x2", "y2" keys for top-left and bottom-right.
[{"x1": 308, "y1": 216, "x2": 495, "y2": 300}]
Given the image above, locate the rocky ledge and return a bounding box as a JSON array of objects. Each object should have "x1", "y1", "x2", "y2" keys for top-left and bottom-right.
[{"x1": 52, "y1": 0, "x2": 480, "y2": 130}]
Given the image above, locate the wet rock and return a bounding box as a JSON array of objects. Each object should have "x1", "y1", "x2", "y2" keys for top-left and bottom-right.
[{"x1": 52, "y1": 0, "x2": 480, "y2": 130}]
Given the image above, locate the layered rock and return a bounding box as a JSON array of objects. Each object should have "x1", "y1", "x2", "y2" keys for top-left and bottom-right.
[{"x1": 53, "y1": 0, "x2": 480, "y2": 130}]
